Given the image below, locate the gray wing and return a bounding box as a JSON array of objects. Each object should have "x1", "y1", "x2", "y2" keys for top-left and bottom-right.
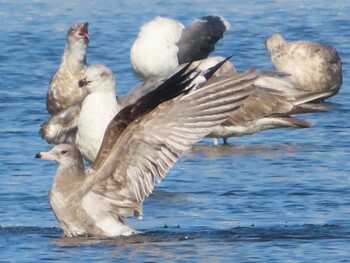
[
  {"x1": 177, "y1": 16, "x2": 229, "y2": 64},
  {"x1": 82, "y1": 69, "x2": 260, "y2": 218},
  {"x1": 40, "y1": 103, "x2": 81, "y2": 144}
]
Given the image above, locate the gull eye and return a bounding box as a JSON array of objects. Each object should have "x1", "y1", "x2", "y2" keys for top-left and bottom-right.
[{"x1": 61, "y1": 150, "x2": 68, "y2": 155}]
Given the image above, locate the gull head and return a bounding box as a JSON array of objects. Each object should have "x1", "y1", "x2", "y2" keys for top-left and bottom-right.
[
  {"x1": 67, "y1": 22, "x2": 89, "y2": 46},
  {"x1": 35, "y1": 144, "x2": 83, "y2": 167},
  {"x1": 78, "y1": 64, "x2": 116, "y2": 94},
  {"x1": 265, "y1": 33, "x2": 286, "y2": 53}
]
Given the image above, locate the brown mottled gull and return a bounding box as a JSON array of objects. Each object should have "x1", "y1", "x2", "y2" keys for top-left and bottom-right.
[
  {"x1": 35, "y1": 61, "x2": 273, "y2": 237},
  {"x1": 46, "y1": 22, "x2": 89, "y2": 115},
  {"x1": 265, "y1": 33, "x2": 342, "y2": 102}
]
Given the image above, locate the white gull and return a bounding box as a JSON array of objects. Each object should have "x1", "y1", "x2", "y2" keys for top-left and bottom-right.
[{"x1": 130, "y1": 15, "x2": 229, "y2": 81}]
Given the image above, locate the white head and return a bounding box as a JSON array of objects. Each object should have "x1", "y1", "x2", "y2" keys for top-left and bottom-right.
[{"x1": 78, "y1": 64, "x2": 116, "y2": 94}]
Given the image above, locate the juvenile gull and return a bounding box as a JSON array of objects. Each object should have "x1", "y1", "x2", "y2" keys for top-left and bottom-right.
[
  {"x1": 265, "y1": 33, "x2": 342, "y2": 102},
  {"x1": 130, "y1": 15, "x2": 229, "y2": 81},
  {"x1": 35, "y1": 62, "x2": 279, "y2": 237},
  {"x1": 46, "y1": 22, "x2": 89, "y2": 115}
]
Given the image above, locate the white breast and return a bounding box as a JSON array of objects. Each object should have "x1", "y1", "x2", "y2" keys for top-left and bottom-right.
[{"x1": 76, "y1": 92, "x2": 120, "y2": 163}]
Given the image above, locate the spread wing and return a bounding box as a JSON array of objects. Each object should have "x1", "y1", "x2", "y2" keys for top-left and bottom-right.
[{"x1": 82, "y1": 69, "x2": 260, "y2": 218}]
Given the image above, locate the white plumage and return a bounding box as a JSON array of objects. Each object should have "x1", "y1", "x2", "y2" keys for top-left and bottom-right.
[
  {"x1": 130, "y1": 17, "x2": 184, "y2": 81},
  {"x1": 130, "y1": 15, "x2": 229, "y2": 81},
  {"x1": 75, "y1": 65, "x2": 121, "y2": 163}
]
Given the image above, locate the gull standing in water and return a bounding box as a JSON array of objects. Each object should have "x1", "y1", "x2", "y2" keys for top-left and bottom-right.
[
  {"x1": 265, "y1": 33, "x2": 342, "y2": 102},
  {"x1": 46, "y1": 22, "x2": 89, "y2": 115},
  {"x1": 35, "y1": 61, "x2": 283, "y2": 237}
]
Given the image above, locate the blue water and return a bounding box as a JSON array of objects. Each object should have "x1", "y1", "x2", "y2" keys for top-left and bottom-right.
[{"x1": 1, "y1": 0, "x2": 350, "y2": 262}]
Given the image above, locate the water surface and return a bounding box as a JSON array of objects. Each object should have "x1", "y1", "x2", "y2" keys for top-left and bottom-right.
[{"x1": 1, "y1": 0, "x2": 350, "y2": 262}]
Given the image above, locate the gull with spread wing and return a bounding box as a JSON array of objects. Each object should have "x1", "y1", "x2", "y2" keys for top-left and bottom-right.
[{"x1": 35, "y1": 61, "x2": 274, "y2": 237}]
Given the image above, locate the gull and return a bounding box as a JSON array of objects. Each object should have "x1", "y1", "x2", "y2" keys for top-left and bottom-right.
[
  {"x1": 75, "y1": 65, "x2": 122, "y2": 164},
  {"x1": 130, "y1": 15, "x2": 229, "y2": 81},
  {"x1": 265, "y1": 33, "x2": 342, "y2": 102},
  {"x1": 46, "y1": 22, "x2": 89, "y2": 115},
  {"x1": 35, "y1": 61, "x2": 280, "y2": 237}
]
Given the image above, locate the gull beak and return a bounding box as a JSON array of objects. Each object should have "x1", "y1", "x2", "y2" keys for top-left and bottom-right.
[
  {"x1": 79, "y1": 22, "x2": 89, "y2": 41},
  {"x1": 35, "y1": 151, "x2": 55, "y2": 160},
  {"x1": 78, "y1": 78, "x2": 91, "y2": 88}
]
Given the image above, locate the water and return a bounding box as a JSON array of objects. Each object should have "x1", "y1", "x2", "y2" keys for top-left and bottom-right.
[{"x1": 1, "y1": 0, "x2": 350, "y2": 262}]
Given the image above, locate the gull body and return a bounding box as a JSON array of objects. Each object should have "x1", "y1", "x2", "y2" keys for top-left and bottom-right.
[
  {"x1": 130, "y1": 15, "x2": 229, "y2": 81},
  {"x1": 47, "y1": 22, "x2": 90, "y2": 115},
  {"x1": 36, "y1": 61, "x2": 279, "y2": 237},
  {"x1": 266, "y1": 33, "x2": 342, "y2": 102},
  {"x1": 75, "y1": 65, "x2": 121, "y2": 163}
]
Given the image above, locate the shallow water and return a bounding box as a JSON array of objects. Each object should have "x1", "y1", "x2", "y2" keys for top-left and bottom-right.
[{"x1": 1, "y1": 0, "x2": 350, "y2": 262}]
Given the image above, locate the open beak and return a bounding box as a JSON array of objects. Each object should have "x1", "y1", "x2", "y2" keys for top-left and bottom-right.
[
  {"x1": 78, "y1": 77, "x2": 91, "y2": 88},
  {"x1": 78, "y1": 22, "x2": 89, "y2": 40}
]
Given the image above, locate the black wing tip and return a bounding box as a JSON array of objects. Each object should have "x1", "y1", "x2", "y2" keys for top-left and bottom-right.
[{"x1": 202, "y1": 55, "x2": 234, "y2": 80}]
